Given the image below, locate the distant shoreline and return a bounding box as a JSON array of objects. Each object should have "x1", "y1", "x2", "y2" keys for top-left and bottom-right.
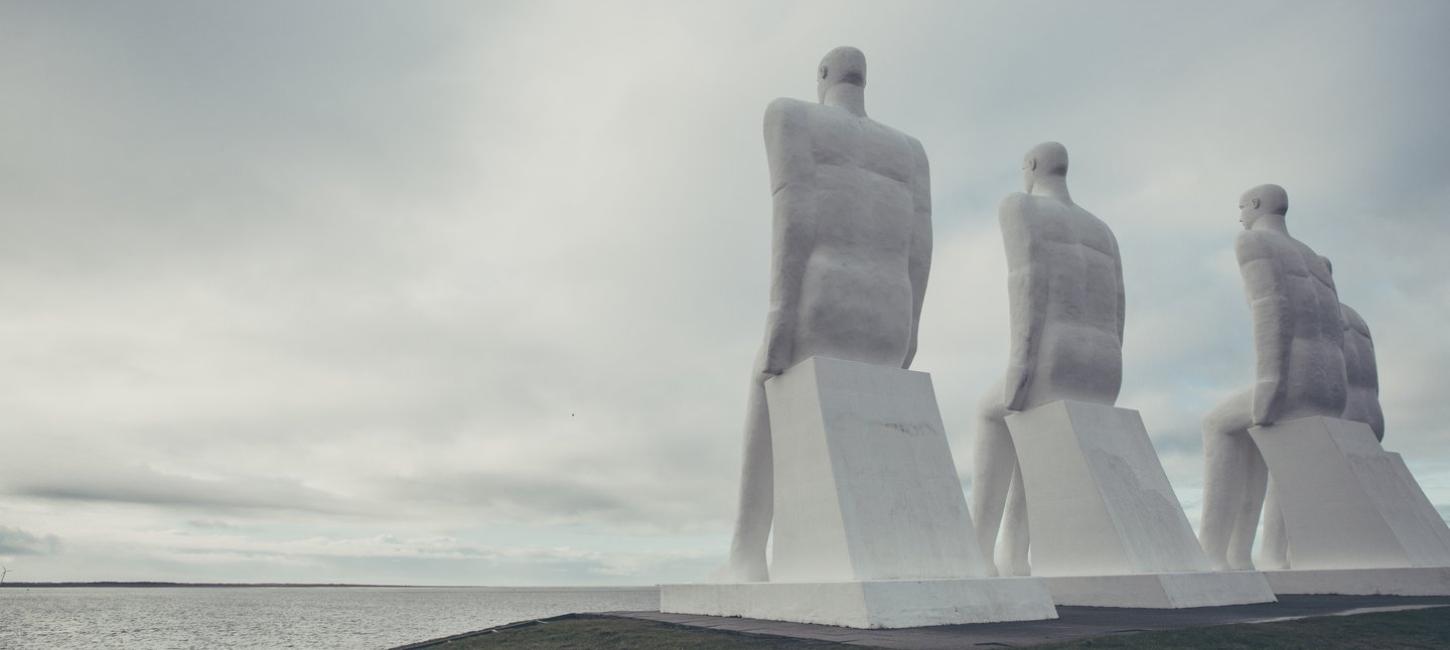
[
  {"x1": 1, "y1": 581, "x2": 417, "y2": 588},
  {"x1": 0, "y1": 581, "x2": 659, "y2": 589}
]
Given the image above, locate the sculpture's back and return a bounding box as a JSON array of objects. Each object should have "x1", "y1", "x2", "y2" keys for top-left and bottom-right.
[
  {"x1": 1003, "y1": 194, "x2": 1124, "y2": 409},
  {"x1": 760, "y1": 89, "x2": 927, "y2": 370}
]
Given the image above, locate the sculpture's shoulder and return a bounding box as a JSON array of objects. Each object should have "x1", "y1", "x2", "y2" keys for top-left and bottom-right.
[
  {"x1": 764, "y1": 97, "x2": 814, "y2": 122},
  {"x1": 763, "y1": 98, "x2": 815, "y2": 145},
  {"x1": 1234, "y1": 229, "x2": 1285, "y2": 264},
  {"x1": 998, "y1": 192, "x2": 1035, "y2": 222},
  {"x1": 1067, "y1": 204, "x2": 1115, "y2": 242},
  {"x1": 896, "y1": 130, "x2": 928, "y2": 168},
  {"x1": 1341, "y1": 304, "x2": 1371, "y2": 338}
]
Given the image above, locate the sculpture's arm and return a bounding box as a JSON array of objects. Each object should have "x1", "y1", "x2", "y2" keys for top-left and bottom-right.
[
  {"x1": 1110, "y1": 230, "x2": 1126, "y2": 344},
  {"x1": 760, "y1": 99, "x2": 816, "y2": 375},
  {"x1": 1357, "y1": 314, "x2": 1385, "y2": 440},
  {"x1": 1236, "y1": 232, "x2": 1291, "y2": 426},
  {"x1": 1345, "y1": 305, "x2": 1382, "y2": 393},
  {"x1": 902, "y1": 136, "x2": 932, "y2": 369},
  {"x1": 1001, "y1": 196, "x2": 1047, "y2": 411}
]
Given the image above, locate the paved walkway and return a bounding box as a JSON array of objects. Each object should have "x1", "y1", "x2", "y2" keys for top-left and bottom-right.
[{"x1": 605, "y1": 594, "x2": 1450, "y2": 648}]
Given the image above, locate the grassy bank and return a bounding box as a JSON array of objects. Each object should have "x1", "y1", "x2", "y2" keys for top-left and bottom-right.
[{"x1": 411, "y1": 607, "x2": 1450, "y2": 649}]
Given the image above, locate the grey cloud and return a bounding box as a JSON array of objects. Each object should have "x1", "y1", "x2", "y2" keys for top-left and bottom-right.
[
  {"x1": 1, "y1": 0, "x2": 1448, "y2": 583},
  {"x1": 0, "y1": 525, "x2": 61, "y2": 556},
  {"x1": 8, "y1": 465, "x2": 365, "y2": 516}
]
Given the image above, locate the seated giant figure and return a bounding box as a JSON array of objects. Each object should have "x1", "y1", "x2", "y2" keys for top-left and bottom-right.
[
  {"x1": 1257, "y1": 299, "x2": 1385, "y2": 569},
  {"x1": 972, "y1": 142, "x2": 1125, "y2": 576},
  {"x1": 724, "y1": 46, "x2": 932, "y2": 582},
  {"x1": 1199, "y1": 184, "x2": 1347, "y2": 572}
]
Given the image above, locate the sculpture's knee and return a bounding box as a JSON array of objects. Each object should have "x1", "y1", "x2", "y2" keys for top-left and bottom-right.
[
  {"x1": 977, "y1": 383, "x2": 1008, "y2": 423},
  {"x1": 1202, "y1": 390, "x2": 1252, "y2": 441}
]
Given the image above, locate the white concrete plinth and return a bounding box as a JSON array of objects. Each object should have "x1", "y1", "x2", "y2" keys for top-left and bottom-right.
[
  {"x1": 765, "y1": 356, "x2": 986, "y2": 582},
  {"x1": 1264, "y1": 567, "x2": 1450, "y2": 596},
  {"x1": 669, "y1": 357, "x2": 1057, "y2": 628},
  {"x1": 1005, "y1": 401, "x2": 1275, "y2": 607},
  {"x1": 661, "y1": 578, "x2": 1057, "y2": 629},
  {"x1": 1250, "y1": 416, "x2": 1450, "y2": 570},
  {"x1": 1043, "y1": 571, "x2": 1276, "y2": 608}
]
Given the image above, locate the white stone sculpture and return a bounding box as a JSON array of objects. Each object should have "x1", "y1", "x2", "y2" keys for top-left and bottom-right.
[
  {"x1": 1258, "y1": 301, "x2": 1386, "y2": 569},
  {"x1": 1203, "y1": 185, "x2": 1450, "y2": 595},
  {"x1": 666, "y1": 47, "x2": 1058, "y2": 628},
  {"x1": 722, "y1": 45, "x2": 933, "y2": 584},
  {"x1": 973, "y1": 144, "x2": 1273, "y2": 608},
  {"x1": 665, "y1": 357, "x2": 1058, "y2": 627},
  {"x1": 1340, "y1": 304, "x2": 1386, "y2": 442},
  {"x1": 1199, "y1": 184, "x2": 1347, "y2": 572},
  {"x1": 972, "y1": 142, "x2": 1124, "y2": 577}
]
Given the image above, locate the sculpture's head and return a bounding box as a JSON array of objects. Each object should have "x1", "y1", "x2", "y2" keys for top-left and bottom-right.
[
  {"x1": 817, "y1": 46, "x2": 866, "y2": 102},
  {"x1": 1022, "y1": 141, "x2": 1069, "y2": 193},
  {"x1": 1238, "y1": 184, "x2": 1288, "y2": 230}
]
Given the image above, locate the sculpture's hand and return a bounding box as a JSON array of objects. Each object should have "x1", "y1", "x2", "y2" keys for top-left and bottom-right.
[
  {"x1": 1004, "y1": 363, "x2": 1031, "y2": 412},
  {"x1": 1251, "y1": 378, "x2": 1283, "y2": 426},
  {"x1": 761, "y1": 325, "x2": 793, "y2": 376}
]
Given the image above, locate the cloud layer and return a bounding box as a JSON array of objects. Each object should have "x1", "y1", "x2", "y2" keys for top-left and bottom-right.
[{"x1": 2, "y1": 0, "x2": 1447, "y2": 583}]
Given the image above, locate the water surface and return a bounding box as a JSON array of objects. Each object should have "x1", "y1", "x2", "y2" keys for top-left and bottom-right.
[{"x1": 0, "y1": 586, "x2": 660, "y2": 649}]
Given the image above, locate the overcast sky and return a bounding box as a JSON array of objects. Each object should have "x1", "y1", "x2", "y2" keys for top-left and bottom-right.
[{"x1": 2, "y1": 0, "x2": 1447, "y2": 585}]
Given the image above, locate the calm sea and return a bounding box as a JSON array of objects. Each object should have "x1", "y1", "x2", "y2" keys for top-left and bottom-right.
[{"x1": 0, "y1": 586, "x2": 660, "y2": 649}]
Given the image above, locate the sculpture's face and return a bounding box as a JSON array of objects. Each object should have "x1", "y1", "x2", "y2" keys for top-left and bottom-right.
[
  {"x1": 816, "y1": 47, "x2": 866, "y2": 101},
  {"x1": 1237, "y1": 194, "x2": 1259, "y2": 230}
]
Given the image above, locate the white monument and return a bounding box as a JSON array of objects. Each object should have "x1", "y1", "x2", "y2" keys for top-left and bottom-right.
[
  {"x1": 973, "y1": 143, "x2": 1274, "y2": 607},
  {"x1": 1200, "y1": 185, "x2": 1450, "y2": 596},
  {"x1": 661, "y1": 47, "x2": 1057, "y2": 629},
  {"x1": 1257, "y1": 301, "x2": 1387, "y2": 569}
]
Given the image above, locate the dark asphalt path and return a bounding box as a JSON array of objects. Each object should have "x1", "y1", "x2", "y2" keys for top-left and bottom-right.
[{"x1": 604, "y1": 594, "x2": 1450, "y2": 648}]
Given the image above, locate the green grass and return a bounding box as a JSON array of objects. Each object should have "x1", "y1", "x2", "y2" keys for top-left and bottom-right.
[
  {"x1": 422, "y1": 615, "x2": 855, "y2": 649},
  {"x1": 418, "y1": 607, "x2": 1450, "y2": 649},
  {"x1": 1041, "y1": 607, "x2": 1450, "y2": 649}
]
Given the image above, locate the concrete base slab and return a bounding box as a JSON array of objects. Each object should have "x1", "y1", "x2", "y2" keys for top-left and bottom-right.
[
  {"x1": 1265, "y1": 566, "x2": 1450, "y2": 596},
  {"x1": 1044, "y1": 571, "x2": 1276, "y2": 608},
  {"x1": 660, "y1": 578, "x2": 1058, "y2": 629}
]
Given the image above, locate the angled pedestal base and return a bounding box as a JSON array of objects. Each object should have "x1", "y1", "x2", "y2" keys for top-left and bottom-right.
[
  {"x1": 660, "y1": 578, "x2": 1058, "y2": 629},
  {"x1": 1250, "y1": 416, "x2": 1450, "y2": 569},
  {"x1": 677, "y1": 358, "x2": 1058, "y2": 629},
  {"x1": 1006, "y1": 401, "x2": 1276, "y2": 608},
  {"x1": 1043, "y1": 571, "x2": 1275, "y2": 608},
  {"x1": 1264, "y1": 567, "x2": 1450, "y2": 596}
]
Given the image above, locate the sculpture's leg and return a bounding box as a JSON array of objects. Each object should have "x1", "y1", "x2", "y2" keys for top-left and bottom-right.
[
  {"x1": 725, "y1": 371, "x2": 772, "y2": 582},
  {"x1": 1227, "y1": 441, "x2": 1267, "y2": 570},
  {"x1": 1198, "y1": 390, "x2": 1252, "y2": 571},
  {"x1": 1257, "y1": 476, "x2": 1290, "y2": 570},
  {"x1": 997, "y1": 461, "x2": 1031, "y2": 576},
  {"x1": 970, "y1": 383, "x2": 1013, "y2": 577}
]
